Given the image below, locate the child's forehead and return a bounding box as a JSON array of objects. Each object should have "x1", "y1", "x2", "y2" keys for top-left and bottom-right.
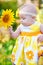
[
  {"x1": 19, "y1": 3, "x2": 37, "y2": 16},
  {"x1": 19, "y1": 11, "x2": 36, "y2": 18},
  {"x1": 19, "y1": 13, "x2": 27, "y2": 18},
  {"x1": 19, "y1": 10, "x2": 30, "y2": 16}
]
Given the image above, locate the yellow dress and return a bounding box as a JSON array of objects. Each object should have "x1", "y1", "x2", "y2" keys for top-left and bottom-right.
[{"x1": 11, "y1": 22, "x2": 41, "y2": 65}]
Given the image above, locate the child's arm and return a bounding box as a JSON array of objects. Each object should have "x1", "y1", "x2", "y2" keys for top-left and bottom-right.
[
  {"x1": 9, "y1": 26, "x2": 21, "y2": 38},
  {"x1": 40, "y1": 24, "x2": 43, "y2": 33},
  {"x1": 37, "y1": 24, "x2": 43, "y2": 43}
]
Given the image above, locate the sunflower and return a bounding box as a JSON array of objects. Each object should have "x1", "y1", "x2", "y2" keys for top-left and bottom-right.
[
  {"x1": 1, "y1": 9, "x2": 15, "y2": 28},
  {"x1": 16, "y1": 9, "x2": 19, "y2": 17},
  {"x1": 0, "y1": 18, "x2": 3, "y2": 27}
]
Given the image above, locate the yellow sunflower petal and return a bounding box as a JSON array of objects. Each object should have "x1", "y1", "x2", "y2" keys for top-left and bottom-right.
[
  {"x1": 1, "y1": 9, "x2": 15, "y2": 28},
  {"x1": 16, "y1": 9, "x2": 19, "y2": 17}
]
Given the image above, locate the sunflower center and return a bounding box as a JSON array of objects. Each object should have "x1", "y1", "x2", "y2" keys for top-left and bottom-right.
[{"x1": 3, "y1": 14, "x2": 9, "y2": 23}]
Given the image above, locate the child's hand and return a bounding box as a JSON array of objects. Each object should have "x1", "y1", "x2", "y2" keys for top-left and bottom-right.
[
  {"x1": 8, "y1": 26, "x2": 13, "y2": 32},
  {"x1": 37, "y1": 35, "x2": 43, "y2": 43},
  {"x1": 12, "y1": 63, "x2": 16, "y2": 65},
  {"x1": 8, "y1": 26, "x2": 13, "y2": 37}
]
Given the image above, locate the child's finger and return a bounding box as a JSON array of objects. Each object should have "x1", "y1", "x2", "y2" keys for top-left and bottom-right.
[
  {"x1": 37, "y1": 36, "x2": 43, "y2": 43},
  {"x1": 37, "y1": 36, "x2": 40, "y2": 43},
  {"x1": 12, "y1": 63, "x2": 15, "y2": 65},
  {"x1": 8, "y1": 26, "x2": 12, "y2": 31},
  {"x1": 8, "y1": 26, "x2": 12, "y2": 29}
]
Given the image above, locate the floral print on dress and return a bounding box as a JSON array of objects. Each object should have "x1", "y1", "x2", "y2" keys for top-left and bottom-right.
[
  {"x1": 11, "y1": 22, "x2": 41, "y2": 65},
  {"x1": 11, "y1": 53, "x2": 15, "y2": 62},
  {"x1": 26, "y1": 50, "x2": 34, "y2": 60}
]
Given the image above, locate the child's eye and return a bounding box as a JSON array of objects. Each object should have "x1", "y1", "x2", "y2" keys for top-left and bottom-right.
[
  {"x1": 22, "y1": 18, "x2": 25, "y2": 20},
  {"x1": 20, "y1": 17, "x2": 25, "y2": 20},
  {"x1": 32, "y1": 16, "x2": 35, "y2": 19}
]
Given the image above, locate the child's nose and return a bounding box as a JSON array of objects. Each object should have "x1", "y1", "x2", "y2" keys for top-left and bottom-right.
[{"x1": 20, "y1": 19, "x2": 23, "y2": 22}]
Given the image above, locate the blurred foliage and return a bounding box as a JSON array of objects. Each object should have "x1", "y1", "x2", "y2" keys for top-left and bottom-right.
[
  {"x1": 0, "y1": 0, "x2": 42, "y2": 65},
  {"x1": 0, "y1": 1, "x2": 17, "y2": 12},
  {"x1": 31, "y1": 0, "x2": 43, "y2": 9},
  {"x1": 0, "y1": 1, "x2": 19, "y2": 30},
  {"x1": 0, "y1": 1, "x2": 19, "y2": 65},
  {"x1": 37, "y1": 9, "x2": 43, "y2": 23},
  {"x1": 0, "y1": 1, "x2": 19, "y2": 19},
  {"x1": 0, "y1": 39, "x2": 16, "y2": 65},
  {"x1": 12, "y1": 21, "x2": 19, "y2": 31}
]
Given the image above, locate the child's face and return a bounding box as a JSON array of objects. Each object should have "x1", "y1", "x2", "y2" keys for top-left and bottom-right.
[{"x1": 19, "y1": 13, "x2": 36, "y2": 26}]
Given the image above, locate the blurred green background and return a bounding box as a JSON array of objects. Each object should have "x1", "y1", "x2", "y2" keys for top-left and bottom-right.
[
  {"x1": 0, "y1": 1, "x2": 18, "y2": 65},
  {"x1": 0, "y1": 0, "x2": 43, "y2": 65}
]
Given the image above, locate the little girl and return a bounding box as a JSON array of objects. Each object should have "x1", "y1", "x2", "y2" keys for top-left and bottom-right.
[{"x1": 9, "y1": 3, "x2": 43, "y2": 65}]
